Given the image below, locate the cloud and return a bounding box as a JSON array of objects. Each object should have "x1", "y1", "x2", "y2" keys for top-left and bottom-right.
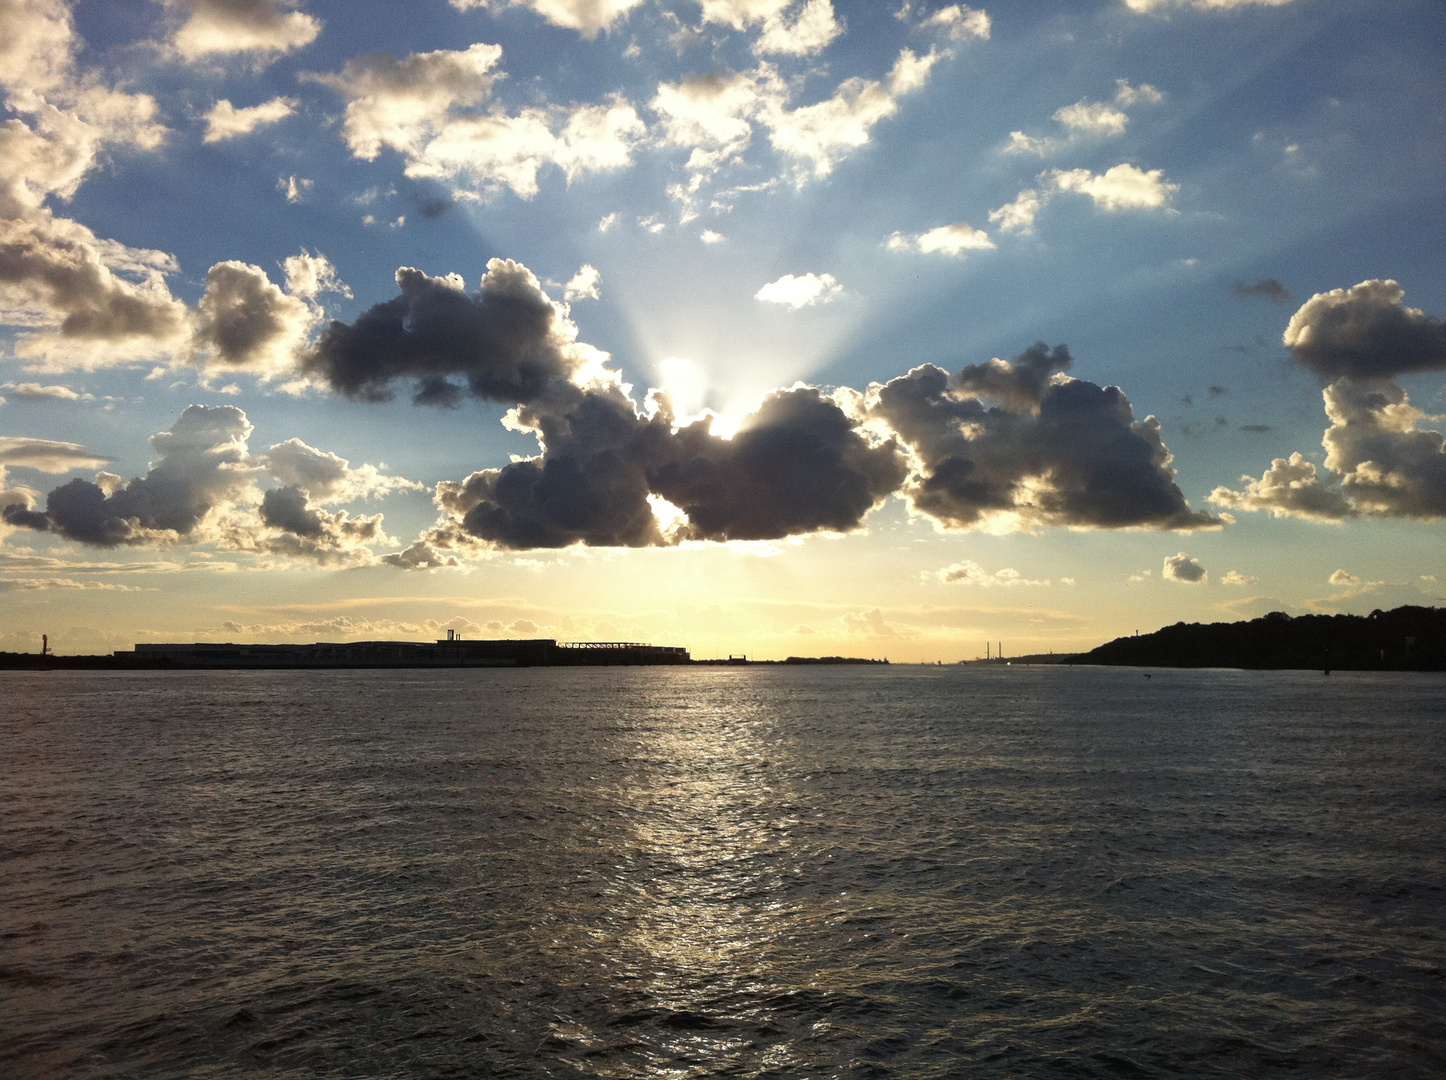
[
  {"x1": 933, "y1": 560, "x2": 1049, "y2": 587},
  {"x1": 1209, "y1": 451, "x2": 1354, "y2": 521},
  {"x1": 1048, "y1": 163, "x2": 1179, "y2": 211},
  {"x1": 259, "y1": 438, "x2": 421, "y2": 502},
  {"x1": 309, "y1": 43, "x2": 645, "y2": 199},
  {"x1": 1221, "y1": 570, "x2": 1256, "y2": 585},
  {"x1": 885, "y1": 222, "x2": 995, "y2": 257},
  {"x1": 2, "y1": 405, "x2": 409, "y2": 563},
  {"x1": 755, "y1": 272, "x2": 842, "y2": 308},
  {"x1": 202, "y1": 97, "x2": 297, "y2": 142},
  {"x1": 692, "y1": 1, "x2": 843, "y2": 56},
  {"x1": 991, "y1": 164, "x2": 1178, "y2": 233},
  {"x1": 700, "y1": 229, "x2": 726, "y2": 243},
  {"x1": 907, "y1": 4, "x2": 991, "y2": 41},
  {"x1": 0, "y1": 433, "x2": 110, "y2": 485},
  {"x1": 191, "y1": 260, "x2": 320, "y2": 376},
  {"x1": 867, "y1": 342, "x2": 1219, "y2": 533},
  {"x1": 653, "y1": 46, "x2": 944, "y2": 214},
  {"x1": 1162, "y1": 551, "x2": 1206, "y2": 583},
  {"x1": 1328, "y1": 569, "x2": 1359, "y2": 586},
  {"x1": 431, "y1": 381, "x2": 907, "y2": 550},
  {"x1": 0, "y1": 5, "x2": 186, "y2": 371},
  {"x1": 1229, "y1": 278, "x2": 1291, "y2": 304},
  {"x1": 1002, "y1": 80, "x2": 1160, "y2": 156},
  {"x1": 0, "y1": 577, "x2": 143, "y2": 592},
  {"x1": 1123, "y1": 0, "x2": 1296, "y2": 11},
  {"x1": 988, "y1": 188, "x2": 1046, "y2": 234},
  {"x1": 168, "y1": 0, "x2": 321, "y2": 64},
  {"x1": 0, "y1": 381, "x2": 90, "y2": 401},
  {"x1": 563, "y1": 263, "x2": 601, "y2": 301},
  {"x1": 1213, "y1": 282, "x2": 1446, "y2": 521},
  {"x1": 304, "y1": 259, "x2": 602, "y2": 406},
  {"x1": 2, "y1": 404, "x2": 256, "y2": 546},
  {"x1": 451, "y1": 0, "x2": 646, "y2": 37},
  {"x1": 1283, "y1": 279, "x2": 1446, "y2": 380}
]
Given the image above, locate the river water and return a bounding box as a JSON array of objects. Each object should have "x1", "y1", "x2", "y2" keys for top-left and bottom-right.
[{"x1": 2, "y1": 665, "x2": 1443, "y2": 1078}]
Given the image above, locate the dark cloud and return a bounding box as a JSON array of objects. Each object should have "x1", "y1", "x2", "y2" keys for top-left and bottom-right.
[
  {"x1": 3, "y1": 405, "x2": 254, "y2": 545},
  {"x1": 432, "y1": 382, "x2": 906, "y2": 550},
  {"x1": 193, "y1": 260, "x2": 314, "y2": 372},
  {"x1": 1284, "y1": 279, "x2": 1446, "y2": 380},
  {"x1": 1229, "y1": 278, "x2": 1292, "y2": 304},
  {"x1": 868, "y1": 343, "x2": 1217, "y2": 532},
  {"x1": 304, "y1": 259, "x2": 585, "y2": 404},
  {"x1": 414, "y1": 194, "x2": 454, "y2": 219},
  {"x1": 259, "y1": 484, "x2": 323, "y2": 537}
]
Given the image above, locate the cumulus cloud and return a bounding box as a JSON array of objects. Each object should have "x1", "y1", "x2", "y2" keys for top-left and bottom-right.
[
  {"x1": 451, "y1": 0, "x2": 646, "y2": 37},
  {"x1": 867, "y1": 342, "x2": 1218, "y2": 533},
  {"x1": 1283, "y1": 279, "x2": 1446, "y2": 381},
  {"x1": 1124, "y1": 0, "x2": 1295, "y2": 11},
  {"x1": 0, "y1": 381, "x2": 90, "y2": 401},
  {"x1": 168, "y1": 0, "x2": 321, "y2": 64},
  {"x1": 309, "y1": 42, "x2": 645, "y2": 199},
  {"x1": 2, "y1": 404, "x2": 256, "y2": 546},
  {"x1": 304, "y1": 258, "x2": 603, "y2": 406},
  {"x1": 0, "y1": 2, "x2": 194, "y2": 371},
  {"x1": 885, "y1": 222, "x2": 995, "y2": 257},
  {"x1": 1212, "y1": 281, "x2": 1446, "y2": 522},
  {"x1": 259, "y1": 438, "x2": 422, "y2": 503},
  {"x1": 690, "y1": 0, "x2": 843, "y2": 56},
  {"x1": 991, "y1": 163, "x2": 1178, "y2": 233},
  {"x1": 1210, "y1": 451, "x2": 1353, "y2": 521},
  {"x1": 755, "y1": 272, "x2": 842, "y2": 309},
  {"x1": 202, "y1": 96, "x2": 297, "y2": 142},
  {"x1": 1003, "y1": 80, "x2": 1160, "y2": 157},
  {"x1": 933, "y1": 560, "x2": 1048, "y2": 587},
  {"x1": 2, "y1": 405, "x2": 412, "y2": 563},
  {"x1": 1230, "y1": 278, "x2": 1291, "y2": 304},
  {"x1": 431, "y1": 381, "x2": 906, "y2": 550},
  {"x1": 563, "y1": 263, "x2": 601, "y2": 301},
  {"x1": 191, "y1": 260, "x2": 320, "y2": 376},
  {"x1": 653, "y1": 46, "x2": 943, "y2": 215},
  {"x1": 1162, "y1": 551, "x2": 1206, "y2": 583},
  {"x1": 905, "y1": 4, "x2": 991, "y2": 41},
  {"x1": 1221, "y1": 570, "x2": 1256, "y2": 585}
]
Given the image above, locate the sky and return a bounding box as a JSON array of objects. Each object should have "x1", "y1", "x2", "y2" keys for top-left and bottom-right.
[{"x1": 1, "y1": 0, "x2": 1444, "y2": 661}]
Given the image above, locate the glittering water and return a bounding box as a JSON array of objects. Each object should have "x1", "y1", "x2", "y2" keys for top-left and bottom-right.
[{"x1": 2, "y1": 665, "x2": 1444, "y2": 1079}]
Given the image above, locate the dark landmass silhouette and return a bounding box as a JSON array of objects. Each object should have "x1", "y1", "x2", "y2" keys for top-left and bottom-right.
[{"x1": 1077, "y1": 605, "x2": 1446, "y2": 671}]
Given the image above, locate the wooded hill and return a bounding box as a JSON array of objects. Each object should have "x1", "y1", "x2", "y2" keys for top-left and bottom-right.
[{"x1": 1078, "y1": 605, "x2": 1446, "y2": 671}]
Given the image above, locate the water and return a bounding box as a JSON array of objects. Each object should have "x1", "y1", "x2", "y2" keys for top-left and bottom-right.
[{"x1": 2, "y1": 665, "x2": 1443, "y2": 1078}]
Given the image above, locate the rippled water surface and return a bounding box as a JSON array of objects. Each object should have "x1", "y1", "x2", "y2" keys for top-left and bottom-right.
[{"x1": 2, "y1": 665, "x2": 1444, "y2": 1078}]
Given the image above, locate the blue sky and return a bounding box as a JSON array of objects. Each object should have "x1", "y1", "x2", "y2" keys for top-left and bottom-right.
[{"x1": 1, "y1": 0, "x2": 1443, "y2": 659}]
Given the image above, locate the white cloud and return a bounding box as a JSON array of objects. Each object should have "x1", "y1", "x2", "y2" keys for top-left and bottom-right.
[
  {"x1": 1046, "y1": 163, "x2": 1179, "y2": 211},
  {"x1": 755, "y1": 272, "x2": 843, "y2": 309},
  {"x1": 259, "y1": 438, "x2": 421, "y2": 503},
  {"x1": 1209, "y1": 451, "x2": 1353, "y2": 521},
  {"x1": 913, "y1": 4, "x2": 991, "y2": 41},
  {"x1": 1162, "y1": 552, "x2": 1206, "y2": 583},
  {"x1": 988, "y1": 187, "x2": 1045, "y2": 233},
  {"x1": 1124, "y1": 0, "x2": 1295, "y2": 11},
  {"x1": 278, "y1": 174, "x2": 312, "y2": 202},
  {"x1": 991, "y1": 163, "x2": 1178, "y2": 233},
  {"x1": 1221, "y1": 570, "x2": 1256, "y2": 585},
  {"x1": 310, "y1": 43, "x2": 645, "y2": 199},
  {"x1": 1328, "y1": 569, "x2": 1359, "y2": 586},
  {"x1": 653, "y1": 46, "x2": 944, "y2": 214},
  {"x1": 933, "y1": 560, "x2": 1048, "y2": 587},
  {"x1": 700, "y1": 229, "x2": 726, "y2": 243},
  {"x1": 752, "y1": 0, "x2": 843, "y2": 57},
  {"x1": 451, "y1": 0, "x2": 646, "y2": 37},
  {"x1": 563, "y1": 263, "x2": 601, "y2": 301},
  {"x1": 0, "y1": 435, "x2": 110, "y2": 474},
  {"x1": 202, "y1": 97, "x2": 297, "y2": 143},
  {"x1": 0, "y1": 382, "x2": 90, "y2": 401},
  {"x1": 885, "y1": 221, "x2": 995, "y2": 257},
  {"x1": 169, "y1": 0, "x2": 321, "y2": 64},
  {"x1": 597, "y1": 211, "x2": 619, "y2": 231},
  {"x1": 1002, "y1": 80, "x2": 1161, "y2": 156}
]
